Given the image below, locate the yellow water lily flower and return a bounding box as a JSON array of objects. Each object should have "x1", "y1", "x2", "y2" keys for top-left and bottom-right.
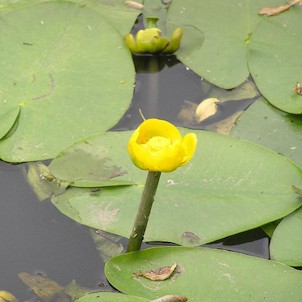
[
  {"x1": 124, "y1": 27, "x2": 183, "y2": 54},
  {"x1": 128, "y1": 119, "x2": 197, "y2": 172},
  {"x1": 0, "y1": 291, "x2": 17, "y2": 302}
]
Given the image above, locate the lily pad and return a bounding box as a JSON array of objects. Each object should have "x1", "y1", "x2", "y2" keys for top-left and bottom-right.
[
  {"x1": 0, "y1": 1, "x2": 134, "y2": 162},
  {"x1": 168, "y1": 0, "x2": 281, "y2": 88},
  {"x1": 231, "y1": 97, "x2": 302, "y2": 166},
  {"x1": 105, "y1": 246, "x2": 302, "y2": 301},
  {"x1": 248, "y1": 6, "x2": 302, "y2": 113},
  {"x1": 76, "y1": 292, "x2": 149, "y2": 302},
  {"x1": 0, "y1": 105, "x2": 20, "y2": 139},
  {"x1": 48, "y1": 138, "x2": 135, "y2": 187},
  {"x1": 270, "y1": 207, "x2": 302, "y2": 266},
  {"x1": 51, "y1": 129, "x2": 302, "y2": 245}
]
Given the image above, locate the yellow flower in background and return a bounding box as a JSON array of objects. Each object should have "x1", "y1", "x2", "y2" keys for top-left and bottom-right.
[
  {"x1": 128, "y1": 119, "x2": 197, "y2": 172},
  {"x1": 0, "y1": 291, "x2": 17, "y2": 302},
  {"x1": 124, "y1": 27, "x2": 183, "y2": 54}
]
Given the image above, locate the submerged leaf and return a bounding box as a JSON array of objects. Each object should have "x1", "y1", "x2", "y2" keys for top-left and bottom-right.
[
  {"x1": 18, "y1": 272, "x2": 64, "y2": 301},
  {"x1": 90, "y1": 229, "x2": 124, "y2": 262},
  {"x1": 26, "y1": 162, "x2": 70, "y2": 201}
]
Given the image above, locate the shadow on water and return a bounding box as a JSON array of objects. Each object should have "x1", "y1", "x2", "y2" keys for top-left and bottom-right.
[{"x1": 0, "y1": 161, "x2": 106, "y2": 299}]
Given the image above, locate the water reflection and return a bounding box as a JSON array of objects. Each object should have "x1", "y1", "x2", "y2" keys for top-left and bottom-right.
[{"x1": 0, "y1": 161, "x2": 105, "y2": 300}]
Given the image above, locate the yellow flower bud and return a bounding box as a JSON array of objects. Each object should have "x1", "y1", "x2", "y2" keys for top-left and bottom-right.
[
  {"x1": 0, "y1": 291, "x2": 17, "y2": 302},
  {"x1": 128, "y1": 119, "x2": 197, "y2": 172},
  {"x1": 162, "y1": 27, "x2": 184, "y2": 53},
  {"x1": 124, "y1": 27, "x2": 183, "y2": 54}
]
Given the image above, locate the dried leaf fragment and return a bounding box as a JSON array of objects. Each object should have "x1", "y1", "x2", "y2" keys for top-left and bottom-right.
[
  {"x1": 195, "y1": 98, "x2": 220, "y2": 122},
  {"x1": 293, "y1": 82, "x2": 302, "y2": 95},
  {"x1": 134, "y1": 263, "x2": 177, "y2": 281},
  {"x1": 151, "y1": 295, "x2": 188, "y2": 302},
  {"x1": 259, "y1": 0, "x2": 301, "y2": 16},
  {"x1": 125, "y1": 1, "x2": 144, "y2": 10}
]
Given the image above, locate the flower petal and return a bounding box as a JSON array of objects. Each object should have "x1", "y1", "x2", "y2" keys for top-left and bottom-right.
[
  {"x1": 127, "y1": 119, "x2": 197, "y2": 172},
  {"x1": 180, "y1": 133, "x2": 197, "y2": 166}
]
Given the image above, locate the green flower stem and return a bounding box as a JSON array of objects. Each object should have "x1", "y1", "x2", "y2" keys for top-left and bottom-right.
[
  {"x1": 126, "y1": 171, "x2": 161, "y2": 252},
  {"x1": 145, "y1": 56, "x2": 160, "y2": 117},
  {"x1": 146, "y1": 17, "x2": 158, "y2": 28}
]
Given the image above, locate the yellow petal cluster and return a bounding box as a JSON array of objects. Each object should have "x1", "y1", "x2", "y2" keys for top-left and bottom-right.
[
  {"x1": 128, "y1": 119, "x2": 197, "y2": 172},
  {"x1": 0, "y1": 291, "x2": 17, "y2": 302},
  {"x1": 124, "y1": 27, "x2": 183, "y2": 54}
]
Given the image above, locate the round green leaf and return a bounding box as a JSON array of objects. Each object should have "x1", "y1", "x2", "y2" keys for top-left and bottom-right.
[
  {"x1": 248, "y1": 7, "x2": 302, "y2": 113},
  {"x1": 0, "y1": 2, "x2": 134, "y2": 162},
  {"x1": 76, "y1": 292, "x2": 149, "y2": 302},
  {"x1": 270, "y1": 207, "x2": 302, "y2": 266},
  {"x1": 48, "y1": 137, "x2": 135, "y2": 187},
  {"x1": 231, "y1": 97, "x2": 302, "y2": 166},
  {"x1": 105, "y1": 246, "x2": 302, "y2": 301},
  {"x1": 51, "y1": 130, "x2": 302, "y2": 245},
  {"x1": 168, "y1": 0, "x2": 281, "y2": 88}
]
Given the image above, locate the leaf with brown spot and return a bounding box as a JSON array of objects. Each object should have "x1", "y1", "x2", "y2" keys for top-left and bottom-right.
[{"x1": 134, "y1": 263, "x2": 177, "y2": 281}]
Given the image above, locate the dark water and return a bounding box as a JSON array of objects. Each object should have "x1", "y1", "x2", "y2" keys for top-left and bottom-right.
[{"x1": 0, "y1": 161, "x2": 105, "y2": 299}]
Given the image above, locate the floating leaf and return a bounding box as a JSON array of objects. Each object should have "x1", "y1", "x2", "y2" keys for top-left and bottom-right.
[
  {"x1": 151, "y1": 295, "x2": 187, "y2": 302},
  {"x1": 105, "y1": 246, "x2": 302, "y2": 301},
  {"x1": 0, "y1": 1, "x2": 134, "y2": 162},
  {"x1": 168, "y1": 0, "x2": 281, "y2": 88},
  {"x1": 48, "y1": 138, "x2": 134, "y2": 187},
  {"x1": 0, "y1": 105, "x2": 20, "y2": 139},
  {"x1": 51, "y1": 130, "x2": 302, "y2": 245},
  {"x1": 270, "y1": 208, "x2": 302, "y2": 266},
  {"x1": 292, "y1": 185, "x2": 302, "y2": 197},
  {"x1": 231, "y1": 97, "x2": 302, "y2": 166},
  {"x1": 75, "y1": 292, "x2": 149, "y2": 302},
  {"x1": 248, "y1": 7, "x2": 302, "y2": 113}
]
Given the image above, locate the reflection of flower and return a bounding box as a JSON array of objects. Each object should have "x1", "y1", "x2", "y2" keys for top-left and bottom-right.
[
  {"x1": 124, "y1": 27, "x2": 183, "y2": 54},
  {"x1": 128, "y1": 119, "x2": 197, "y2": 172}
]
